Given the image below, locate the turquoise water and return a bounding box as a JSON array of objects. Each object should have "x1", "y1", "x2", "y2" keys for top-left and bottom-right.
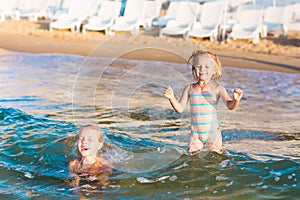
[{"x1": 0, "y1": 52, "x2": 299, "y2": 199}]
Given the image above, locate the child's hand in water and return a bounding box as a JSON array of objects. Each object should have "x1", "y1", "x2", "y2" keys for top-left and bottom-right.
[
  {"x1": 233, "y1": 88, "x2": 243, "y2": 101},
  {"x1": 164, "y1": 85, "x2": 175, "y2": 100}
]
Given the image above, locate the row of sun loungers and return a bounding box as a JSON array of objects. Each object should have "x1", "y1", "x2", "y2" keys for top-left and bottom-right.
[
  {"x1": 0, "y1": 0, "x2": 62, "y2": 22},
  {"x1": 157, "y1": 0, "x2": 299, "y2": 44},
  {"x1": 0, "y1": 0, "x2": 300, "y2": 44}
]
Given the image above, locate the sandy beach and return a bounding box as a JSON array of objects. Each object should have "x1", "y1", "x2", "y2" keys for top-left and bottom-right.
[{"x1": 0, "y1": 19, "x2": 299, "y2": 73}]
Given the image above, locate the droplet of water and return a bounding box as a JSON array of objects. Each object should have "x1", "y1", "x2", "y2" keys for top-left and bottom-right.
[
  {"x1": 226, "y1": 180, "x2": 234, "y2": 187},
  {"x1": 157, "y1": 176, "x2": 169, "y2": 182},
  {"x1": 257, "y1": 182, "x2": 264, "y2": 186},
  {"x1": 220, "y1": 160, "x2": 230, "y2": 168},
  {"x1": 270, "y1": 170, "x2": 282, "y2": 176},
  {"x1": 216, "y1": 175, "x2": 230, "y2": 181},
  {"x1": 262, "y1": 185, "x2": 268, "y2": 189},
  {"x1": 169, "y1": 175, "x2": 177, "y2": 181},
  {"x1": 174, "y1": 162, "x2": 189, "y2": 170},
  {"x1": 24, "y1": 172, "x2": 34, "y2": 179},
  {"x1": 137, "y1": 177, "x2": 154, "y2": 183}
]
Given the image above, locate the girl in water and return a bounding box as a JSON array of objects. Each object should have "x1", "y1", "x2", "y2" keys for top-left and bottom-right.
[
  {"x1": 68, "y1": 125, "x2": 113, "y2": 187},
  {"x1": 164, "y1": 49, "x2": 243, "y2": 153}
]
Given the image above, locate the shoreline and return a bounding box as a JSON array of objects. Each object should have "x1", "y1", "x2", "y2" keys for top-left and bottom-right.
[{"x1": 0, "y1": 19, "x2": 299, "y2": 74}]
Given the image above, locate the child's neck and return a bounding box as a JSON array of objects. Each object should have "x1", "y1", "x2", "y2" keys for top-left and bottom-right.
[
  {"x1": 81, "y1": 155, "x2": 98, "y2": 168},
  {"x1": 198, "y1": 80, "x2": 206, "y2": 87},
  {"x1": 198, "y1": 80, "x2": 210, "y2": 89}
]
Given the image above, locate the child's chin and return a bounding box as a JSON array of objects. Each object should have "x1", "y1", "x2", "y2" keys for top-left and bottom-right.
[{"x1": 80, "y1": 150, "x2": 90, "y2": 156}]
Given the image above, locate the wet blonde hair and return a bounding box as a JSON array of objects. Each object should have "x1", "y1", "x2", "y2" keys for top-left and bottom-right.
[
  {"x1": 187, "y1": 49, "x2": 223, "y2": 81},
  {"x1": 78, "y1": 125, "x2": 103, "y2": 143}
]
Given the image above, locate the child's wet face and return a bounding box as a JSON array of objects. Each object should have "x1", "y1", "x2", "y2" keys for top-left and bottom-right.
[
  {"x1": 77, "y1": 129, "x2": 102, "y2": 157},
  {"x1": 194, "y1": 55, "x2": 215, "y2": 81}
]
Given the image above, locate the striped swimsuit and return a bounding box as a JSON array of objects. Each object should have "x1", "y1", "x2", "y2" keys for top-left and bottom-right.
[{"x1": 189, "y1": 84, "x2": 218, "y2": 143}]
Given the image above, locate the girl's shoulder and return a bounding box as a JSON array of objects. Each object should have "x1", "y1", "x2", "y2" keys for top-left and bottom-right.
[
  {"x1": 183, "y1": 84, "x2": 193, "y2": 92},
  {"x1": 216, "y1": 84, "x2": 226, "y2": 92},
  {"x1": 215, "y1": 83, "x2": 224, "y2": 89},
  {"x1": 207, "y1": 82, "x2": 225, "y2": 97},
  {"x1": 68, "y1": 158, "x2": 81, "y2": 169},
  {"x1": 187, "y1": 83, "x2": 199, "y2": 90},
  {"x1": 184, "y1": 83, "x2": 196, "y2": 95}
]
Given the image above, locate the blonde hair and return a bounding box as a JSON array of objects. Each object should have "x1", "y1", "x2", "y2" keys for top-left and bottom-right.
[
  {"x1": 78, "y1": 125, "x2": 103, "y2": 143},
  {"x1": 187, "y1": 49, "x2": 223, "y2": 81}
]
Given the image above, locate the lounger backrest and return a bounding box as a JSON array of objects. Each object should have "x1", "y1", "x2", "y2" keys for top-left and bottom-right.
[
  {"x1": 200, "y1": 2, "x2": 223, "y2": 28},
  {"x1": 98, "y1": 1, "x2": 121, "y2": 21},
  {"x1": 17, "y1": 0, "x2": 48, "y2": 11},
  {"x1": 175, "y1": 1, "x2": 199, "y2": 25},
  {"x1": 239, "y1": 9, "x2": 263, "y2": 28},
  {"x1": 144, "y1": 0, "x2": 161, "y2": 20},
  {"x1": 283, "y1": 3, "x2": 300, "y2": 22},
  {"x1": 68, "y1": 0, "x2": 91, "y2": 19},
  {"x1": 60, "y1": 0, "x2": 72, "y2": 11},
  {"x1": 263, "y1": 6, "x2": 285, "y2": 24},
  {"x1": 0, "y1": 0, "x2": 18, "y2": 12},
  {"x1": 123, "y1": 0, "x2": 146, "y2": 21},
  {"x1": 165, "y1": 1, "x2": 180, "y2": 19},
  {"x1": 86, "y1": 0, "x2": 101, "y2": 17}
]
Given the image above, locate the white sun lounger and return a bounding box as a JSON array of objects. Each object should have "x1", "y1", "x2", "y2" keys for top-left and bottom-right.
[
  {"x1": 143, "y1": 0, "x2": 162, "y2": 29},
  {"x1": 159, "y1": 1, "x2": 200, "y2": 37},
  {"x1": 152, "y1": 1, "x2": 180, "y2": 27},
  {"x1": 109, "y1": 0, "x2": 146, "y2": 35},
  {"x1": 285, "y1": 3, "x2": 300, "y2": 31},
  {"x1": 17, "y1": 0, "x2": 49, "y2": 22},
  {"x1": 51, "y1": 0, "x2": 72, "y2": 20},
  {"x1": 186, "y1": 2, "x2": 223, "y2": 41},
  {"x1": 46, "y1": 0, "x2": 63, "y2": 20},
  {"x1": 261, "y1": 6, "x2": 287, "y2": 37},
  {"x1": 82, "y1": 1, "x2": 121, "y2": 35},
  {"x1": 229, "y1": 8, "x2": 264, "y2": 44},
  {"x1": 49, "y1": 0, "x2": 92, "y2": 32},
  {"x1": 0, "y1": 0, "x2": 19, "y2": 22}
]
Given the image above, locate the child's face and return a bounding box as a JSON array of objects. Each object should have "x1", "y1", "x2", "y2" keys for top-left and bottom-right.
[
  {"x1": 77, "y1": 129, "x2": 102, "y2": 157},
  {"x1": 194, "y1": 55, "x2": 215, "y2": 82}
]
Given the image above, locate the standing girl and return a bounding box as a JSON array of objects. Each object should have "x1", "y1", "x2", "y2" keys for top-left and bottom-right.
[{"x1": 164, "y1": 49, "x2": 243, "y2": 153}]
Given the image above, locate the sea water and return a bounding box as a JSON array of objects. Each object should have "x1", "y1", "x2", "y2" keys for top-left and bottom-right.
[{"x1": 0, "y1": 52, "x2": 299, "y2": 199}]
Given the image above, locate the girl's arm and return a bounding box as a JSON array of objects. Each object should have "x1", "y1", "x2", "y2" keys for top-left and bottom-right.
[
  {"x1": 164, "y1": 85, "x2": 190, "y2": 113},
  {"x1": 218, "y1": 86, "x2": 243, "y2": 110}
]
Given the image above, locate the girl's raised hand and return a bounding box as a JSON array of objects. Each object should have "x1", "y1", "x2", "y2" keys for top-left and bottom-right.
[
  {"x1": 164, "y1": 85, "x2": 175, "y2": 100},
  {"x1": 233, "y1": 88, "x2": 243, "y2": 101}
]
